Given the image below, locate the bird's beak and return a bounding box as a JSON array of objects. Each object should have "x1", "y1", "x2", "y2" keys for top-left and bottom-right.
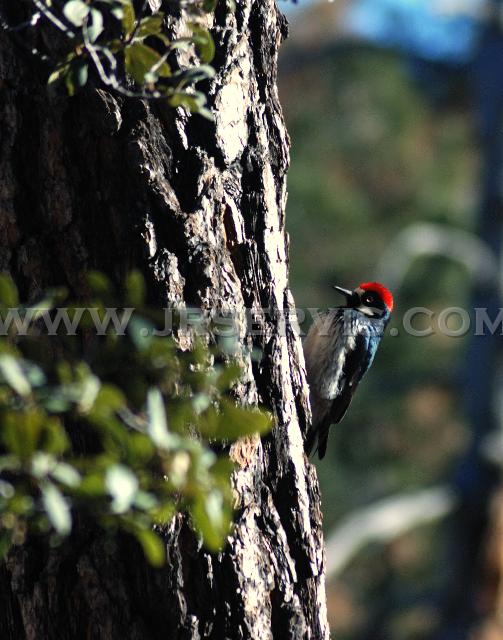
[{"x1": 333, "y1": 285, "x2": 353, "y2": 301}]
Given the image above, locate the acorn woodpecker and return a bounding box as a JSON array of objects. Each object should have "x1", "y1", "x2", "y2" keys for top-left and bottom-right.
[{"x1": 303, "y1": 282, "x2": 393, "y2": 459}]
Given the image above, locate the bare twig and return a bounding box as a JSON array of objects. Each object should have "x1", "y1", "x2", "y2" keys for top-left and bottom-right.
[{"x1": 31, "y1": 0, "x2": 76, "y2": 38}]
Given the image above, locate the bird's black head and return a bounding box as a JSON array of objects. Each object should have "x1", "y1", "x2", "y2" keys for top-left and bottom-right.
[{"x1": 334, "y1": 282, "x2": 393, "y2": 320}]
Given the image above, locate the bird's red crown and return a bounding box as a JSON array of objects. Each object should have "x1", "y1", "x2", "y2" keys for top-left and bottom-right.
[{"x1": 359, "y1": 282, "x2": 393, "y2": 312}]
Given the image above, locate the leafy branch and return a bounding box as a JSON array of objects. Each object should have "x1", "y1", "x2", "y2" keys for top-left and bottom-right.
[
  {"x1": 0, "y1": 272, "x2": 270, "y2": 564},
  {"x1": 1, "y1": 0, "x2": 220, "y2": 118}
]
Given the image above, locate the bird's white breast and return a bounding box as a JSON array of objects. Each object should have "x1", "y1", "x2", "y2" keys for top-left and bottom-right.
[{"x1": 304, "y1": 309, "x2": 385, "y2": 401}]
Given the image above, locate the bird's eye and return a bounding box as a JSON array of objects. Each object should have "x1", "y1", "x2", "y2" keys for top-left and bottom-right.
[{"x1": 363, "y1": 294, "x2": 374, "y2": 305}]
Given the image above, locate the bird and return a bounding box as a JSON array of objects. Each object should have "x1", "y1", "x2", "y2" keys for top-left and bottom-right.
[{"x1": 303, "y1": 281, "x2": 393, "y2": 459}]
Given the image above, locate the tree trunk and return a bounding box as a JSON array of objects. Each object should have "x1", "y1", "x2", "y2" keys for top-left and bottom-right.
[{"x1": 0, "y1": 1, "x2": 329, "y2": 638}]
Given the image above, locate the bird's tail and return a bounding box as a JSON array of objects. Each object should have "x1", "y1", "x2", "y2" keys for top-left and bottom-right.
[
  {"x1": 304, "y1": 421, "x2": 330, "y2": 459},
  {"x1": 305, "y1": 390, "x2": 354, "y2": 460},
  {"x1": 304, "y1": 393, "x2": 332, "y2": 459},
  {"x1": 304, "y1": 426, "x2": 317, "y2": 457},
  {"x1": 317, "y1": 429, "x2": 329, "y2": 459}
]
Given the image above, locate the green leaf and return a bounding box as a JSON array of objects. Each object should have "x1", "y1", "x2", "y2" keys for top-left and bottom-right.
[
  {"x1": 24, "y1": 287, "x2": 68, "y2": 321},
  {"x1": 41, "y1": 482, "x2": 72, "y2": 535},
  {"x1": 134, "y1": 528, "x2": 165, "y2": 566},
  {"x1": 79, "y1": 473, "x2": 105, "y2": 497},
  {"x1": 0, "y1": 480, "x2": 14, "y2": 499},
  {"x1": 76, "y1": 375, "x2": 101, "y2": 413},
  {"x1": 39, "y1": 389, "x2": 72, "y2": 413},
  {"x1": 87, "y1": 8, "x2": 104, "y2": 42},
  {"x1": 192, "y1": 393, "x2": 211, "y2": 415},
  {"x1": 147, "y1": 388, "x2": 174, "y2": 449},
  {"x1": 0, "y1": 354, "x2": 31, "y2": 396},
  {"x1": 8, "y1": 494, "x2": 33, "y2": 515},
  {"x1": 125, "y1": 42, "x2": 171, "y2": 84},
  {"x1": 196, "y1": 107, "x2": 215, "y2": 121},
  {"x1": 74, "y1": 61, "x2": 89, "y2": 88},
  {"x1": 111, "y1": 6, "x2": 124, "y2": 20},
  {"x1": 150, "y1": 501, "x2": 175, "y2": 525},
  {"x1": 167, "y1": 450, "x2": 191, "y2": 487},
  {"x1": 189, "y1": 23, "x2": 215, "y2": 64},
  {"x1": 136, "y1": 14, "x2": 165, "y2": 39},
  {"x1": 63, "y1": 0, "x2": 89, "y2": 27},
  {"x1": 215, "y1": 363, "x2": 242, "y2": 390},
  {"x1": 199, "y1": 399, "x2": 271, "y2": 440},
  {"x1": 24, "y1": 362, "x2": 46, "y2": 387},
  {"x1": 31, "y1": 452, "x2": 56, "y2": 479},
  {"x1": 86, "y1": 271, "x2": 112, "y2": 295},
  {"x1": 222, "y1": 399, "x2": 271, "y2": 437},
  {"x1": 2, "y1": 408, "x2": 45, "y2": 457},
  {"x1": 134, "y1": 491, "x2": 158, "y2": 511},
  {"x1": 43, "y1": 418, "x2": 70, "y2": 455},
  {"x1": 51, "y1": 462, "x2": 82, "y2": 488},
  {"x1": 105, "y1": 464, "x2": 138, "y2": 513},
  {"x1": 0, "y1": 455, "x2": 21, "y2": 472},
  {"x1": 169, "y1": 91, "x2": 206, "y2": 113},
  {"x1": 128, "y1": 315, "x2": 154, "y2": 351},
  {"x1": 208, "y1": 456, "x2": 234, "y2": 484},
  {"x1": 0, "y1": 275, "x2": 19, "y2": 307},
  {"x1": 191, "y1": 490, "x2": 230, "y2": 551},
  {"x1": 125, "y1": 270, "x2": 145, "y2": 306},
  {"x1": 90, "y1": 384, "x2": 126, "y2": 418},
  {"x1": 169, "y1": 40, "x2": 192, "y2": 53},
  {"x1": 121, "y1": 1, "x2": 136, "y2": 37},
  {"x1": 128, "y1": 433, "x2": 155, "y2": 461}
]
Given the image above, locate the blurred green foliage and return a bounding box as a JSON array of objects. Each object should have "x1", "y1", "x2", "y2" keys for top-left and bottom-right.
[
  {"x1": 282, "y1": 48, "x2": 473, "y2": 522},
  {"x1": 281, "y1": 45, "x2": 474, "y2": 638},
  {"x1": 0, "y1": 272, "x2": 270, "y2": 565}
]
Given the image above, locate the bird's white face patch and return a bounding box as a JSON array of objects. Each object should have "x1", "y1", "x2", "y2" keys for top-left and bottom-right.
[{"x1": 357, "y1": 304, "x2": 380, "y2": 318}]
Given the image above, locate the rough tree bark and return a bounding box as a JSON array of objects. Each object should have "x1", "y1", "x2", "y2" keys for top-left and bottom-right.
[{"x1": 0, "y1": 1, "x2": 329, "y2": 638}]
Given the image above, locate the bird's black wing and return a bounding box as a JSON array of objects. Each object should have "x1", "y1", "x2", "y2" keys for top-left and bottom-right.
[{"x1": 316, "y1": 332, "x2": 375, "y2": 459}]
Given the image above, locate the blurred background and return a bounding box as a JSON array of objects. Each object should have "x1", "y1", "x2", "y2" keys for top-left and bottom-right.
[{"x1": 278, "y1": 1, "x2": 503, "y2": 638}]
